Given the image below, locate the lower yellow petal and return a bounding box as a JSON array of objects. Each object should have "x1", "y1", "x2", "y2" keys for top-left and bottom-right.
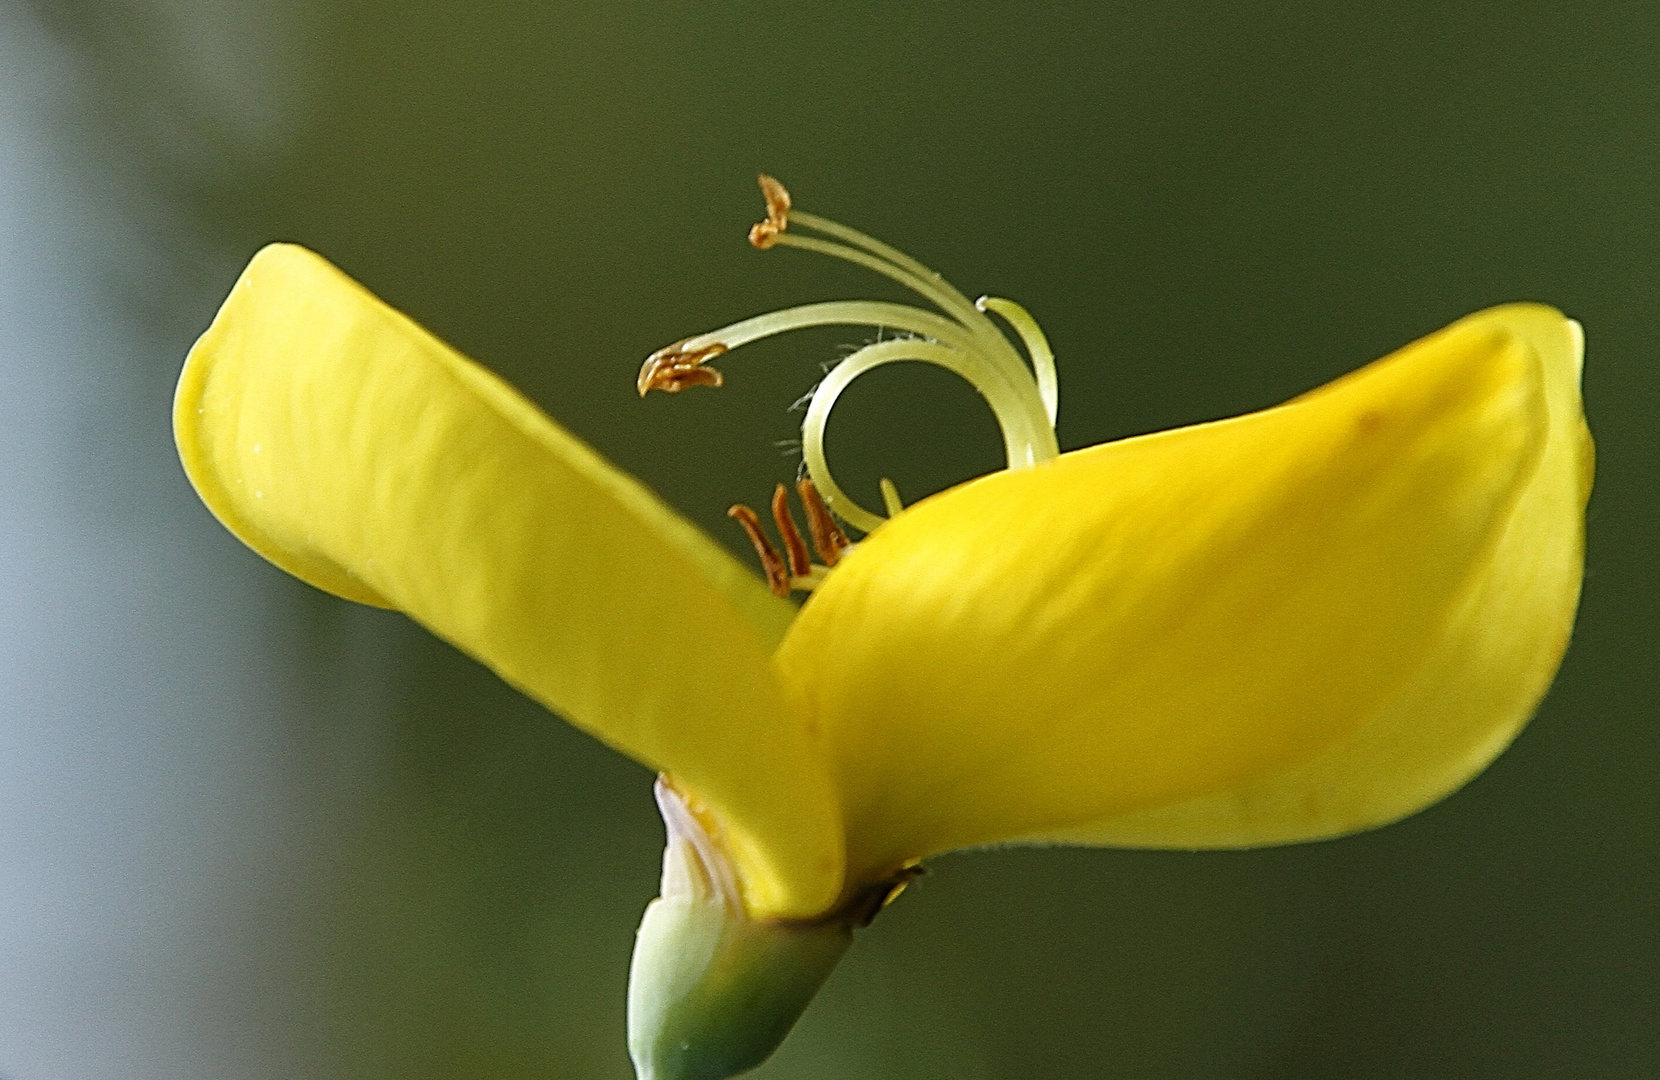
[
  {"x1": 777, "y1": 303, "x2": 1583, "y2": 888},
  {"x1": 175, "y1": 244, "x2": 843, "y2": 917}
]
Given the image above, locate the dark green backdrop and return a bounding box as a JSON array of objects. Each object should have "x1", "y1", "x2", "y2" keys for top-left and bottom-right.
[{"x1": 8, "y1": 1, "x2": 1656, "y2": 1077}]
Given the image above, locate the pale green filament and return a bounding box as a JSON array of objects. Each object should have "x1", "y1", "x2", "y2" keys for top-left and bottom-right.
[
  {"x1": 801, "y1": 339, "x2": 1051, "y2": 532},
  {"x1": 659, "y1": 207, "x2": 1061, "y2": 534},
  {"x1": 878, "y1": 478, "x2": 904, "y2": 518},
  {"x1": 977, "y1": 296, "x2": 1058, "y2": 426}
]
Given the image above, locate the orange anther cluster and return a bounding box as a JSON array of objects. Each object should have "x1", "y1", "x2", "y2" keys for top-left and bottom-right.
[
  {"x1": 728, "y1": 479, "x2": 850, "y2": 597},
  {"x1": 637, "y1": 339, "x2": 729, "y2": 396},
  {"x1": 748, "y1": 174, "x2": 792, "y2": 249}
]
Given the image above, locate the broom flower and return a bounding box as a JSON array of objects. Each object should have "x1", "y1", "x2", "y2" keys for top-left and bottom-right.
[{"x1": 173, "y1": 178, "x2": 1591, "y2": 1079}]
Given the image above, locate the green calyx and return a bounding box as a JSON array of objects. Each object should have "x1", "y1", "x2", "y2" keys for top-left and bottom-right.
[{"x1": 626, "y1": 780, "x2": 854, "y2": 1080}]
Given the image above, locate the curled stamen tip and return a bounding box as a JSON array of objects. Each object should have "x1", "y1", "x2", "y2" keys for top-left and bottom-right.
[
  {"x1": 637, "y1": 339, "x2": 729, "y2": 396},
  {"x1": 749, "y1": 173, "x2": 792, "y2": 249}
]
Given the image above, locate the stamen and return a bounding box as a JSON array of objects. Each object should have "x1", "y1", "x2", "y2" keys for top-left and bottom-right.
[
  {"x1": 796, "y1": 479, "x2": 850, "y2": 566},
  {"x1": 647, "y1": 175, "x2": 1063, "y2": 542},
  {"x1": 770, "y1": 484, "x2": 812, "y2": 578},
  {"x1": 730, "y1": 484, "x2": 849, "y2": 594},
  {"x1": 748, "y1": 174, "x2": 792, "y2": 249},
  {"x1": 637, "y1": 339, "x2": 729, "y2": 396},
  {"x1": 790, "y1": 565, "x2": 830, "y2": 592},
  {"x1": 801, "y1": 337, "x2": 1053, "y2": 533},
  {"x1": 784, "y1": 211, "x2": 989, "y2": 337},
  {"x1": 978, "y1": 296, "x2": 1059, "y2": 425},
  {"x1": 727, "y1": 503, "x2": 791, "y2": 597},
  {"x1": 767, "y1": 232, "x2": 983, "y2": 335},
  {"x1": 878, "y1": 478, "x2": 904, "y2": 519}
]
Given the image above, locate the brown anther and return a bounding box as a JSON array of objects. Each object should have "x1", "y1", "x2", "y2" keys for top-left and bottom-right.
[
  {"x1": 748, "y1": 174, "x2": 792, "y2": 249},
  {"x1": 796, "y1": 478, "x2": 850, "y2": 566},
  {"x1": 728, "y1": 503, "x2": 791, "y2": 597},
  {"x1": 637, "y1": 339, "x2": 729, "y2": 396},
  {"x1": 770, "y1": 484, "x2": 812, "y2": 578}
]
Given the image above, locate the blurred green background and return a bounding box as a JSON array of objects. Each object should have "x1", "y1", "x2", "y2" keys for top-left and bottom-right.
[{"x1": 1, "y1": 1, "x2": 1654, "y2": 1077}]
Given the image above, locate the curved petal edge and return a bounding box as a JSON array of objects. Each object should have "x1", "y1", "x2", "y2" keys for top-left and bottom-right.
[{"x1": 174, "y1": 244, "x2": 845, "y2": 917}]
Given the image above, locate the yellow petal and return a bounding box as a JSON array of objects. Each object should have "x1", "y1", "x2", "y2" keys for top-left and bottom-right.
[
  {"x1": 1061, "y1": 305, "x2": 1591, "y2": 849},
  {"x1": 174, "y1": 244, "x2": 842, "y2": 918},
  {"x1": 777, "y1": 303, "x2": 1584, "y2": 889}
]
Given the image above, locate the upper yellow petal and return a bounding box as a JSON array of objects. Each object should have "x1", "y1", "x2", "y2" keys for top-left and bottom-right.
[
  {"x1": 776, "y1": 303, "x2": 1585, "y2": 888},
  {"x1": 174, "y1": 244, "x2": 843, "y2": 918}
]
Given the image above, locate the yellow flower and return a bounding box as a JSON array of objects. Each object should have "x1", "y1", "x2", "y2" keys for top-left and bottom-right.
[{"x1": 174, "y1": 179, "x2": 1590, "y2": 1080}]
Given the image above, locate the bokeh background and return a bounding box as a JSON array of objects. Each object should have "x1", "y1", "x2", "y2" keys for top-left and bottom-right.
[{"x1": 1, "y1": 1, "x2": 1655, "y2": 1077}]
